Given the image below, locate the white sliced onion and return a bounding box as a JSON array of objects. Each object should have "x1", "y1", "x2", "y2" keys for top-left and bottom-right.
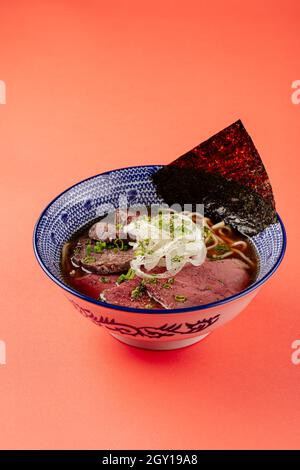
[{"x1": 124, "y1": 211, "x2": 207, "y2": 279}]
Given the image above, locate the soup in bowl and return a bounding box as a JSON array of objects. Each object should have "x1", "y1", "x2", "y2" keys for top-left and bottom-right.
[{"x1": 33, "y1": 165, "x2": 286, "y2": 350}]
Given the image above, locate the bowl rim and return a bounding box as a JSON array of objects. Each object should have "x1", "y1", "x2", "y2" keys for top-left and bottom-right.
[{"x1": 33, "y1": 164, "x2": 287, "y2": 315}]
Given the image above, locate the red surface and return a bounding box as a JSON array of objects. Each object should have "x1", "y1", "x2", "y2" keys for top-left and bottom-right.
[{"x1": 0, "y1": 0, "x2": 299, "y2": 450}]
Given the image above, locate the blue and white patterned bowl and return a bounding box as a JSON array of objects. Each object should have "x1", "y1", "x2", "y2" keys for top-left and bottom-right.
[{"x1": 33, "y1": 165, "x2": 286, "y2": 350}]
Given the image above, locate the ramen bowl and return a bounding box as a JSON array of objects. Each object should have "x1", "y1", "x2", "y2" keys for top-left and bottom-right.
[{"x1": 33, "y1": 165, "x2": 286, "y2": 350}]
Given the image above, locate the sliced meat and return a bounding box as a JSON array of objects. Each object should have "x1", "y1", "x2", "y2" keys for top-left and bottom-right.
[
  {"x1": 145, "y1": 259, "x2": 250, "y2": 309},
  {"x1": 101, "y1": 279, "x2": 161, "y2": 309},
  {"x1": 72, "y1": 273, "x2": 119, "y2": 299},
  {"x1": 72, "y1": 237, "x2": 134, "y2": 274},
  {"x1": 88, "y1": 209, "x2": 141, "y2": 241}
]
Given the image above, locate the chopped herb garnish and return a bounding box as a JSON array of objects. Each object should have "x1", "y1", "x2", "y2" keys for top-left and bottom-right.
[
  {"x1": 100, "y1": 277, "x2": 109, "y2": 283},
  {"x1": 117, "y1": 267, "x2": 136, "y2": 284},
  {"x1": 145, "y1": 303, "x2": 154, "y2": 309},
  {"x1": 131, "y1": 282, "x2": 145, "y2": 299},
  {"x1": 86, "y1": 244, "x2": 92, "y2": 256},
  {"x1": 214, "y1": 244, "x2": 230, "y2": 254},
  {"x1": 162, "y1": 278, "x2": 174, "y2": 289},
  {"x1": 114, "y1": 238, "x2": 124, "y2": 251},
  {"x1": 117, "y1": 274, "x2": 127, "y2": 284},
  {"x1": 83, "y1": 255, "x2": 96, "y2": 264},
  {"x1": 171, "y1": 255, "x2": 183, "y2": 263},
  {"x1": 203, "y1": 226, "x2": 211, "y2": 238},
  {"x1": 134, "y1": 249, "x2": 144, "y2": 257},
  {"x1": 126, "y1": 268, "x2": 136, "y2": 279},
  {"x1": 174, "y1": 294, "x2": 187, "y2": 303},
  {"x1": 94, "y1": 240, "x2": 106, "y2": 253}
]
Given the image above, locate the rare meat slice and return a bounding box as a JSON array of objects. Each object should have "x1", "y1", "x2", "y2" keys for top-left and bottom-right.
[
  {"x1": 101, "y1": 279, "x2": 161, "y2": 309},
  {"x1": 88, "y1": 209, "x2": 141, "y2": 241},
  {"x1": 72, "y1": 237, "x2": 134, "y2": 274},
  {"x1": 145, "y1": 259, "x2": 250, "y2": 309},
  {"x1": 71, "y1": 273, "x2": 119, "y2": 299}
]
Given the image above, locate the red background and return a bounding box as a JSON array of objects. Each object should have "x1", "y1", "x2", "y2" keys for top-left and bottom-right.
[{"x1": 0, "y1": 0, "x2": 299, "y2": 449}]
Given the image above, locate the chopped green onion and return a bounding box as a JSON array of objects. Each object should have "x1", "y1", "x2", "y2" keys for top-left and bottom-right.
[
  {"x1": 114, "y1": 238, "x2": 124, "y2": 251},
  {"x1": 171, "y1": 255, "x2": 183, "y2": 263},
  {"x1": 94, "y1": 241, "x2": 104, "y2": 253},
  {"x1": 162, "y1": 278, "x2": 174, "y2": 288},
  {"x1": 100, "y1": 277, "x2": 109, "y2": 283},
  {"x1": 214, "y1": 244, "x2": 230, "y2": 254},
  {"x1": 86, "y1": 244, "x2": 92, "y2": 256},
  {"x1": 174, "y1": 294, "x2": 187, "y2": 303},
  {"x1": 131, "y1": 282, "x2": 145, "y2": 299},
  {"x1": 117, "y1": 274, "x2": 127, "y2": 284},
  {"x1": 83, "y1": 255, "x2": 96, "y2": 264},
  {"x1": 117, "y1": 267, "x2": 136, "y2": 284},
  {"x1": 126, "y1": 268, "x2": 136, "y2": 280},
  {"x1": 134, "y1": 249, "x2": 144, "y2": 257}
]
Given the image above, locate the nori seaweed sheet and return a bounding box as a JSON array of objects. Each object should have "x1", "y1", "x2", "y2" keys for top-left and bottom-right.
[{"x1": 152, "y1": 120, "x2": 277, "y2": 236}]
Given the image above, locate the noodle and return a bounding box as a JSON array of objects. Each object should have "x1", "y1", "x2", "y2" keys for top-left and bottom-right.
[
  {"x1": 211, "y1": 251, "x2": 233, "y2": 259},
  {"x1": 211, "y1": 221, "x2": 225, "y2": 230},
  {"x1": 199, "y1": 214, "x2": 255, "y2": 268},
  {"x1": 231, "y1": 248, "x2": 255, "y2": 267},
  {"x1": 230, "y1": 241, "x2": 248, "y2": 251}
]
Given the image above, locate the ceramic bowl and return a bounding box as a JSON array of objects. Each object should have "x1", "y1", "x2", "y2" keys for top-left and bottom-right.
[{"x1": 33, "y1": 165, "x2": 286, "y2": 350}]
